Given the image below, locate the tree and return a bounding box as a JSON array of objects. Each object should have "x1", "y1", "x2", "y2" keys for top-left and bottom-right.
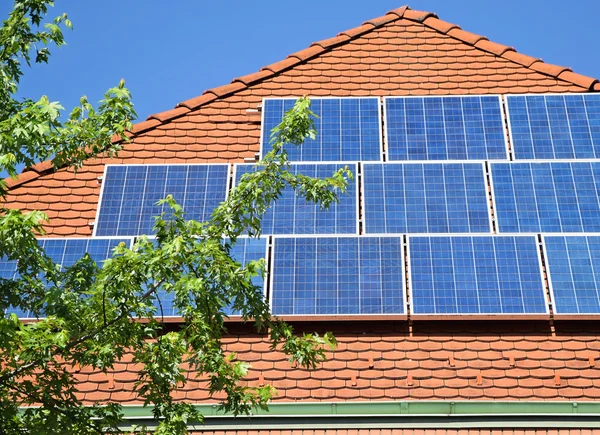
[{"x1": 0, "y1": 1, "x2": 352, "y2": 434}]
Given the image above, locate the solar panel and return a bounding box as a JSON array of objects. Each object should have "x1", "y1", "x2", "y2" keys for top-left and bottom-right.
[
  {"x1": 384, "y1": 96, "x2": 508, "y2": 161},
  {"x1": 4, "y1": 237, "x2": 133, "y2": 319},
  {"x1": 155, "y1": 237, "x2": 268, "y2": 318},
  {"x1": 362, "y1": 163, "x2": 491, "y2": 234},
  {"x1": 409, "y1": 235, "x2": 548, "y2": 317},
  {"x1": 543, "y1": 235, "x2": 600, "y2": 316},
  {"x1": 261, "y1": 97, "x2": 382, "y2": 161},
  {"x1": 95, "y1": 164, "x2": 229, "y2": 237},
  {"x1": 506, "y1": 94, "x2": 600, "y2": 159},
  {"x1": 491, "y1": 161, "x2": 600, "y2": 233},
  {"x1": 270, "y1": 236, "x2": 406, "y2": 317},
  {"x1": 234, "y1": 163, "x2": 358, "y2": 235}
]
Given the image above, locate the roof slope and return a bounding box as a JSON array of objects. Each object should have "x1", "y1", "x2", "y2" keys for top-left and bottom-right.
[
  {"x1": 3, "y1": 6, "x2": 599, "y2": 236},
  {"x1": 77, "y1": 324, "x2": 600, "y2": 404}
]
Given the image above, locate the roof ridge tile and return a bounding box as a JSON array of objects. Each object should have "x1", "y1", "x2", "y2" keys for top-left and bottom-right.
[
  {"x1": 474, "y1": 39, "x2": 515, "y2": 56},
  {"x1": 402, "y1": 9, "x2": 436, "y2": 22},
  {"x1": 446, "y1": 28, "x2": 488, "y2": 45},
  {"x1": 231, "y1": 70, "x2": 272, "y2": 87},
  {"x1": 362, "y1": 13, "x2": 400, "y2": 28},
  {"x1": 385, "y1": 6, "x2": 409, "y2": 18},
  {"x1": 502, "y1": 51, "x2": 541, "y2": 68},
  {"x1": 287, "y1": 45, "x2": 325, "y2": 62},
  {"x1": 260, "y1": 57, "x2": 299, "y2": 75},
  {"x1": 338, "y1": 23, "x2": 375, "y2": 39},
  {"x1": 176, "y1": 94, "x2": 218, "y2": 111},
  {"x1": 558, "y1": 70, "x2": 598, "y2": 89},
  {"x1": 422, "y1": 16, "x2": 460, "y2": 33},
  {"x1": 147, "y1": 106, "x2": 189, "y2": 123},
  {"x1": 310, "y1": 35, "x2": 351, "y2": 50}
]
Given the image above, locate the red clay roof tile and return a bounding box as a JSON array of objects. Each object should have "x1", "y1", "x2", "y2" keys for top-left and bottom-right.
[
  {"x1": 558, "y1": 70, "x2": 598, "y2": 89},
  {"x1": 147, "y1": 106, "x2": 189, "y2": 123},
  {"x1": 338, "y1": 23, "x2": 375, "y2": 39},
  {"x1": 447, "y1": 28, "x2": 487, "y2": 45}
]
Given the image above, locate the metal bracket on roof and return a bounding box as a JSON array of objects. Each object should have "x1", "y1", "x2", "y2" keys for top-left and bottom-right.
[
  {"x1": 245, "y1": 108, "x2": 260, "y2": 114},
  {"x1": 88, "y1": 221, "x2": 95, "y2": 229},
  {"x1": 243, "y1": 153, "x2": 260, "y2": 163},
  {"x1": 97, "y1": 175, "x2": 103, "y2": 183}
]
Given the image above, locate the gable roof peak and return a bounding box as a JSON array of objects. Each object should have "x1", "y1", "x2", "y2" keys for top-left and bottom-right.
[{"x1": 4, "y1": 5, "x2": 599, "y2": 191}]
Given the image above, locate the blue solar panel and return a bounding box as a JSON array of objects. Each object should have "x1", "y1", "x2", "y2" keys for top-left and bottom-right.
[
  {"x1": 384, "y1": 96, "x2": 508, "y2": 161},
  {"x1": 362, "y1": 163, "x2": 491, "y2": 234},
  {"x1": 270, "y1": 236, "x2": 405, "y2": 316},
  {"x1": 4, "y1": 238, "x2": 133, "y2": 319},
  {"x1": 409, "y1": 236, "x2": 548, "y2": 316},
  {"x1": 261, "y1": 98, "x2": 381, "y2": 161},
  {"x1": 234, "y1": 163, "x2": 358, "y2": 234},
  {"x1": 507, "y1": 94, "x2": 600, "y2": 159},
  {"x1": 543, "y1": 235, "x2": 600, "y2": 316},
  {"x1": 491, "y1": 162, "x2": 600, "y2": 233},
  {"x1": 156, "y1": 237, "x2": 268, "y2": 317},
  {"x1": 95, "y1": 164, "x2": 229, "y2": 237}
]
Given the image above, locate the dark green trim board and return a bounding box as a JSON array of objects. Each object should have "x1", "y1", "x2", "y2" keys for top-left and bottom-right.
[{"x1": 114, "y1": 401, "x2": 600, "y2": 431}]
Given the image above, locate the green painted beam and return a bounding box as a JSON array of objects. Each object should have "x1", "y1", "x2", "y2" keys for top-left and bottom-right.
[{"x1": 119, "y1": 401, "x2": 600, "y2": 420}]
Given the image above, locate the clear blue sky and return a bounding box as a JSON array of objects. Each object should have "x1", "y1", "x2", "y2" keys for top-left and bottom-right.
[{"x1": 4, "y1": 0, "x2": 600, "y2": 122}]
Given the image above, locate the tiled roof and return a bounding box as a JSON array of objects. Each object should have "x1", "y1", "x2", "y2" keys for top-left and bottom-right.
[
  {"x1": 3, "y1": 6, "x2": 598, "y2": 236},
  {"x1": 73, "y1": 324, "x2": 600, "y2": 405}
]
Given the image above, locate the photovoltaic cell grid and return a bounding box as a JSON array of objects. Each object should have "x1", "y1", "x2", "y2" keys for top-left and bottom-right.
[
  {"x1": 234, "y1": 163, "x2": 358, "y2": 234},
  {"x1": 491, "y1": 162, "x2": 600, "y2": 233},
  {"x1": 155, "y1": 237, "x2": 268, "y2": 317},
  {"x1": 543, "y1": 236, "x2": 600, "y2": 315},
  {"x1": 384, "y1": 96, "x2": 508, "y2": 161},
  {"x1": 409, "y1": 236, "x2": 547, "y2": 316},
  {"x1": 362, "y1": 163, "x2": 491, "y2": 234},
  {"x1": 261, "y1": 98, "x2": 381, "y2": 161},
  {"x1": 95, "y1": 164, "x2": 229, "y2": 237},
  {"x1": 271, "y1": 237, "x2": 405, "y2": 316},
  {"x1": 4, "y1": 238, "x2": 133, "y2": 319},
  {"x1": 507, "y1": 94, "x2": 600, "y2": 159}
]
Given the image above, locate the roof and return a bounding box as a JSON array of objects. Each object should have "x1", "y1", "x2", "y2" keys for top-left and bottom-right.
[
  {"x1": 74, "y1": 323, "x2": 600, "y2": 405},
  {"x1": 5, "y1": 4, "x2": 600, "y2": 418},
  {"x1": 3, "y1": 5, "x2": 599, "y2": 237}
]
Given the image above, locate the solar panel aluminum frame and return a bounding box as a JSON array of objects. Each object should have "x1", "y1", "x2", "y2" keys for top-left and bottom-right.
[
  {"x1": 360, "y1": 161, "x2": 494, "y2": 235},
  {"x1": 92, "y1": 163, "x2": 231, "y2": 237},
  {"x1": 505, "y1": 92, "x2": 599, "y2": 161},
  {"x1": 382, "y1": 94, "x2": 510, "y2": 162},
  {"x1": 5, "y1": 237, "x2": 135, "y2": 322},
  {"x1": 406, "y1": 234, "x2": 550, "y2": 321},
  {"x1": 268, "y1": 235, "x2": 408, "y2": 321},
  {"x1": 489, "y1": 159, "x2": 600, "y2": 234},
  {"x1": 232, "y1": 162, "x2": 360, "y2": 236},
  {"x1": 259, "y1": 96, "x2": 384, "y2": 162},
  {"x1": 136, "y1": 235, "x2": 270, "y2": 323},
  {"x1": 541, "y1": 233, "x2": 600, "y2": 320}
]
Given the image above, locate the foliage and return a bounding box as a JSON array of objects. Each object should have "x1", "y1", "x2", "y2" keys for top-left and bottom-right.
[{"x1": 0, "y1": 1, "x2": 350, "y2": 434}]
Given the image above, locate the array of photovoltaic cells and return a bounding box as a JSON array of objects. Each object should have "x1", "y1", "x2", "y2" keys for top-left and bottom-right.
[
  {"x1": 95, "y1": 164, "x2": 229, "y2": 237},
  {"x1": 409, "y1": 236, "x2": 547, "y2": 315},
  {"x1": 261, "y1": 98, "x2": 381, "y2": 161},
  {"x1": 507, "y1": 94, "x2": 600, "y2": 159},
  {"x1": 362, "y1": 163, "x2": 491, "y2": 234},
  {"x1": 156, "y1": 237, "x2": 268, "y2": 317},
  {"x1": 384, "y1": 96, "x2": 507, "y2": 161},
  {"x1": 4, "y1": 238, "x2": 133, "y2": 319},
  {"x1": 270, "y1": 237, "x2": 405, "y2": 316},
  {"x1": 491, "y1": 162, "x2": 600, "y2": 233},
  {"x1": 235, "y1": 163, "x2": 358, "y2": 234},
  {"x1": 543, "y1": 236, "x2": 600, "y2": 315}
]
